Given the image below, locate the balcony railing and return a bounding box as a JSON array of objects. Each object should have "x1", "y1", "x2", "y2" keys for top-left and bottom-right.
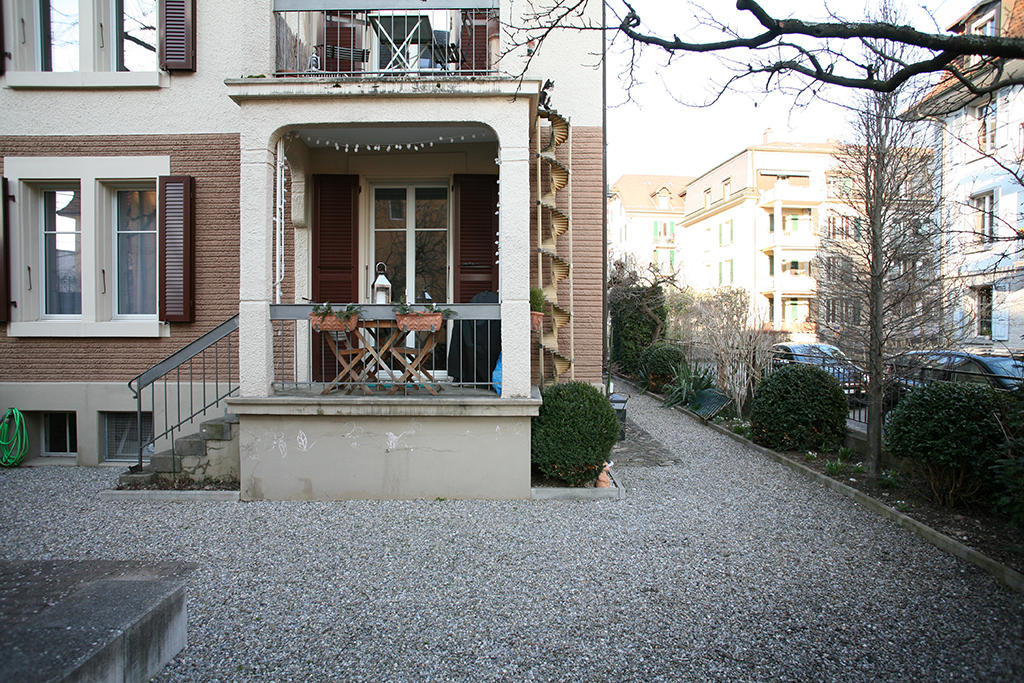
[
  {"x1": 274, "y1": 5, "x2": 499, "y2": 77},
  {"x1": 270, "y1": 303, "x2": 502, "y2": 395}
]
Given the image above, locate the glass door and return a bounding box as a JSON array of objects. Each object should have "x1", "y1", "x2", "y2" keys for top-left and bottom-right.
[{"x1": 372, "y1": 185, "x2": 450, "y2": 377}]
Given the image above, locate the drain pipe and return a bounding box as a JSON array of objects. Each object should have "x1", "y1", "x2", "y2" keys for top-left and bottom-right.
[{"x1": 274, "y1": 138, "x2": 287, "y2": 304}]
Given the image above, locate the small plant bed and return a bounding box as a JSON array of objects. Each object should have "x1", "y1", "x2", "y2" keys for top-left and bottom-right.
[
  {"x1": 117, "y1": 476, "x2": 239, "y2": 491},
  {"x1": 770, "y1": 446, "x2": 1023, "y2": 576}
]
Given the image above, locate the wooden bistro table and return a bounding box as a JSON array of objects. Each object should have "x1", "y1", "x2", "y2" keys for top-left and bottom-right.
[{"x1": 319, "y1": 318, "x2": 444, "y2": 396}]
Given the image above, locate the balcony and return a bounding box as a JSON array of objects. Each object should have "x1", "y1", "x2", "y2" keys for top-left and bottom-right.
[
  {"x1": 758, "y1": 181, "x2": 824, "y2": 207},
  {"x1": 274, "y1": 4, "x2": 499, "y2": 78},
  {"x1": 759, "y1": 274, "x2": 817, "y2": 295},
  {"x1": 759, "y1": 224, "x2": 818, "y2": 252}
]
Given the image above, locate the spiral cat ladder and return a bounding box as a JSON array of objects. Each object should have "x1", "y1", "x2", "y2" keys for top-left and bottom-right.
[{"x1": 535, "y1": 109, "x2": 574, "y2": 383}]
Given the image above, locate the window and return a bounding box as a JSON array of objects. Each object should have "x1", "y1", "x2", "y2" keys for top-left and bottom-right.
[
  {"x1": 722, "y1": 178, "x2": 731, "y2": 201},
  {"x1": 103, "y1": 411, "x2": 154, "y2": 461},
  {"x1": 827, "y1": 175, "x2": 852, "y2": 198},
  {"x1": 42, "y1": 411, "x2": 77, "y2": 456},
  {"x1": 768, "y1": 213, "x2": 775, "y2": 234},
  {"x1": 971, "y1": 192, "x2": 995, "y2": 243},
  {"x1": 3, "y1": 156, "x2": 174, "y2": 337},
  {"x1": 42, "y1": 187, "x2": 82, "y2": 315},
  {"x1": 6, "y1": 0, "x2": 176, "y2": 87},
  {"x1": 767, "y1": 253, "x2": 774, "y2": 276},
  {"x1": 718, "y1": 220, "x2": 734, "y2": 246},
  {"x1": 703, "y1": 188, "x2": 711, "y2": 209},
  {"x1": 718, "y1": 259, "x2": 733, "y2": 285},
  {"x1": 975, "y1": 285, "x2": 993, "y2": 337},
  {"x1": 975, "y1": 102, "x2": 997, "y2": 152},
  {"x1": 373, "y1": 185, "x2": 449, "y2": 305},
  {"x1": 115, "y1": 189, "x2": 158, "y2": 316}
]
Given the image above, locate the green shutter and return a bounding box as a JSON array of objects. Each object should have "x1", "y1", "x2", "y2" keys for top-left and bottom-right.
[
  {"x1": 669, "y1": 251, "x2": 675, "y2": 268},
  {"x1": 854, "y1": 217, "x2": 862, "y2": 241},
  {"x1": 653, "y1": 220, "x2": 658, "y2": 239},
  {"x1": 769, "y1": 214, "x2": 775, "y2": 233},
  {"x1": 670, "y1": 221, "x2": 675, "y2": 237},
  {"x1": 729, "y1": 220, "x2": 734, "y2": 243},
  {"x1": 729, "y1": 260, "x2": 734, "y2": 284}
]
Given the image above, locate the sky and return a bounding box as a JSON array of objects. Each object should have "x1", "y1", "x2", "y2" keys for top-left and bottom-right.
[{"x1": 605, "y1": 0, "x2": 967, "y2": 181}]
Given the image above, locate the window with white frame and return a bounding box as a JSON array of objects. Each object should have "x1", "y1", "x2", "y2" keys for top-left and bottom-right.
[
  {"x1": 975, "y1": 285, "x2": 993, "y2": 337},
  {"x1": 971, "y1": 191, "x2": 995, "y2": 243},
  {"x1": 975, "y1": 101, "x2": 997, "y2": 153},
  {"x1": 7, "y1": 0, "x2": 163, "y2": 85},
  {"x1": 703, "y1": 188, "x2": 712, "y2": 209},
  {"x1": 721, "y1": 178, "x2": 731, "y2": 201},
  {"x1": 42, "y1": 411, "x2": 77, "y2": 456},
  {"x1": 4, "y1": 156, "x2": 171, "y2": 337}
]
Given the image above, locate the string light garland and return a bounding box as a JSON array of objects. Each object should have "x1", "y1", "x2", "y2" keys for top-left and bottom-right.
[{"x1": 286, "y1": 131, "x2": 496, "y2": 157}]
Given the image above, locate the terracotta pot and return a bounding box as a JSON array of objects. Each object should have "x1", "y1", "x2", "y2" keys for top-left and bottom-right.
[
  {"x1": 531, "y1": 310, "x2": 544, "y2": 333},
  {"x1": 309, "y1": 313, "x2": 359, "y2": 333},
  {"x1": 395, "y1": 312, "x2": 444, "y2": 332}
]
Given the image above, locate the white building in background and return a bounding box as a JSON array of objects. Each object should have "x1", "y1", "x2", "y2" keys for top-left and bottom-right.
[
  {"x1": 677, "y1": 139, "x2": 839, "y2": 338},
  {"x1": 921, "y1": 0, "x2": 1024, "y2": 352},
  {"x1": 607, "y1": 175, "x2": 691, "y2": 280}
]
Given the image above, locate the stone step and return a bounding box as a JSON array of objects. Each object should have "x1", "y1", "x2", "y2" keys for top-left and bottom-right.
[
  {"x1": 173, "y1": 433, "x2": 205, "y2": 458},
  {"x1": 118, "y1": 469, "x2": 157, "y2": 487},
  {"x1": 199, "y1": 415, "x2": 238, "y2": 442},
  {"x1": 0, "y1": 560, "x2": 191, "y2": 683},
  {"x1": 148, "y1": 449, "x2": 179, "y2": 474}
]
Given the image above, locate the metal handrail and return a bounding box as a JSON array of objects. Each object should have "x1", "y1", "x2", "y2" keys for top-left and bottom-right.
[{"x1": 128, "y1": 315, "x2": 240, "y2": 466}]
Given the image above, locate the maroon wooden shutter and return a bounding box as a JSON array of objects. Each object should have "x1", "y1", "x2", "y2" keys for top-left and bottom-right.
[
  {"x1": 324, "y1": 12, "x2": 364, "y2": 73},
  {"x1": 453, "y1": 174, "x2": 499, "y2": 303},
  {"x1": 159, "y1": 175, "x2": 195, "y2": 322},
  {"x1": 313, "y1": 175, "x2": 359, "y2": 302},
  {"x1": 160, "y1": 0, "x2": 196, "y2": 71},
  {"x1": 0, "y1": 178, "x2": 10, "y2": 322},
  {"x1": 312, "y1": 175, "x2": 359, "y2": 381}
]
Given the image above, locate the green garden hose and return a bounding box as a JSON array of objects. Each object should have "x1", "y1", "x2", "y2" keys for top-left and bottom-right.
[{"x1": 0, "y1": 408, "x2": 28, "y2": 467}]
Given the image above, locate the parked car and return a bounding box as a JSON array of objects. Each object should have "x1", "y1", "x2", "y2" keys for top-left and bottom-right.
[
  {"x1": 771, "y1": 343, "x2": 867, "y2": 397},
  {"x1": 889, "y1": 350, "x2": 1024, "y2": 392}
]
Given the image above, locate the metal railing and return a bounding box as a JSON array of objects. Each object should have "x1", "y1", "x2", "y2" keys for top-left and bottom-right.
[
  {"x1": 128, "y1": 316, "x2": 239, "y2": 466},
  {"x1": 271, "y1": 303, "x2": 501, "y2": 395},
  {"x1": 275, "y1": 6, "x2": 499, "y2": 77}
]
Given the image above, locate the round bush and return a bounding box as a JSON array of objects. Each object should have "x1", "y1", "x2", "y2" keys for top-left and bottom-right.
[
  {"x1": 637, "y1": 342, "x2": 685, "y2": 392},
  {"x1": 749, "y1": 363, "x2": 848, "y2": 452},
  {"x1": 885, "y1": 381, "x2": 1003, "y2": 506},
  {"x1": 532, "y1": 382, "x2": 620, "y2": 486}
]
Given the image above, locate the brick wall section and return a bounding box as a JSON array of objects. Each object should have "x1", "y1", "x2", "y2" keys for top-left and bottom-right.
[
  {"x1": 566, "y1": 126, "x2": 604, "y2": 385},
  {"x1": 0, "y1": 134, "x2": 241, "y2": 382}
]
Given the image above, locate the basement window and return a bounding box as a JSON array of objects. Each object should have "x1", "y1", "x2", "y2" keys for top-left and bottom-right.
[
  {"x1": 103, "y1": 411, "x2": 154, "y2": 461},
  {"x1": 42, "y1": 411, "x2": 77, "y2": 456}
]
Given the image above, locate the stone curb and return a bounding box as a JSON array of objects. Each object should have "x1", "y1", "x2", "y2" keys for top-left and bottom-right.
[
  {"x1": 613, "y1": 376, "x2": 1024, "y2": 595},
  {"x1": 99, "y1": 490, "x2": 240, "y2": 502},
  {"x1": 531, "y1": 472, "x2": 624, "y2": 501}
]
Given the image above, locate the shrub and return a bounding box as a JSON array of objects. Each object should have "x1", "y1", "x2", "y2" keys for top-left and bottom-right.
[
  {"x1": 991, "y1": 390, "x2": 1024, "y2": 525},
  {"x1": 749, "y1": 363, "x2": 848, "y2": 452},
  {"x1": 529, "y1": 287, "x2": 546, "y2": 313},
  {"x1": 663, "y1": 359, "x2": 716, "y2": 409},
  {"x1": 885, "y1": 382, "x2": 1003, "y2": 507},
  {"x1": 609, "y1": 285, "x2": 666, "y2": 375},
  {"x1": 637, "y1": 342, "x2": 685, "y2": 392},
  {"x1": 532, "y1": 382, "x2": 620, "y2": 486}
]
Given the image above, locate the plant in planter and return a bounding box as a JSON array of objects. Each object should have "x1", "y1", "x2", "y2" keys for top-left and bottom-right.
[
  {"x1": 530, "y1": 287, "x2": 546, "y2": 333},
  {"x1": 309, "y1": 302, "x2": 363, "y2": 332},
  {"x1": 392, "y1": 301, "x2": 456, "y2": 332}
]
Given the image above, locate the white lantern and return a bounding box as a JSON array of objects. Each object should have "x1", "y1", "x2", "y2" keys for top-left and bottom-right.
[{"x1": 372, "y1": 262, "x2": 392, "y2": 304}]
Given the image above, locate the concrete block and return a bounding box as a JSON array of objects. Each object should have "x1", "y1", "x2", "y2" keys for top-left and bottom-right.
[
  {"x1": 199, "y1": 416, "x2": 235, "y2": 441},
  {"x1": 173, "y1": 434, "x2": 205, "y2": 458}
]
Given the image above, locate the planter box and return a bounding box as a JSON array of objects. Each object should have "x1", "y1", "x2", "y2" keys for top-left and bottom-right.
[
  {"x1": 309, "y1": 313, "x2": 359, "y2": 333},
  {"x1": 395, "y1": 312, "x2": 444, "y2": 332},
  {"x1": 531, "y1": 310, "x2": 544, "y2": 333}
]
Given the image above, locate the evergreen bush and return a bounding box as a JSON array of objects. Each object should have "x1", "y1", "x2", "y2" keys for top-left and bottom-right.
[
  {"x1": 609, "y1": 285, "x2": 666, "y2": 375},
  {"x1": 749, "y1": 363, "x2": 848, "y2": 452},
  {"x1": 885, "y1": 382, "x2": 1003, "y2": 507},
  {"x1": 636, "y1": 342, "x2": 685, "y2": 392},
  {"x1": 532, "y1": 382, "x2": 620, "y2": 486}
]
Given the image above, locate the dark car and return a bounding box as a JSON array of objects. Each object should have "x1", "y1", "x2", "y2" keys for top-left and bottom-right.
[
  {"x1": 889, "y1": 350, "x2": 1024, "y2": 392},
  {"x1": 771, "y1": 342, "x2": 867, "y2": 397}
]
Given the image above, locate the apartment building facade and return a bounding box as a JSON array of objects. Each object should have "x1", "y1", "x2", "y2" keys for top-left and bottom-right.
[
  {"x1": 607, "y1": 174, "x2": 690, "y2": 280},
  {"x1": 678, "y1": 141, "x2": 837, "y2": 338},
  {"x1": 922, "y1": 0, "x2": 1024, "y2": 352},
  {"x1": 0, "y1": 1, "x2": 605, "y2": 499}
]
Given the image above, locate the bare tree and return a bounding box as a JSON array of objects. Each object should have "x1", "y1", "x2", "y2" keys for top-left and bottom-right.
[
  {"x1": 813, "y1": 19, "x2": 977, "y2": 470},
  {"x1": 695, "y1": 287, "x2": 779, "y2": 416},
  {"x1": 508, "y1": 1, "x2": 1024, "y2": 114}
]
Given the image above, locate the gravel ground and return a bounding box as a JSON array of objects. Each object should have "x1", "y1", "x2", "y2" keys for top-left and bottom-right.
[{"x1": 1, "y1": 391, "x2": 1022, "y2": 682}]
